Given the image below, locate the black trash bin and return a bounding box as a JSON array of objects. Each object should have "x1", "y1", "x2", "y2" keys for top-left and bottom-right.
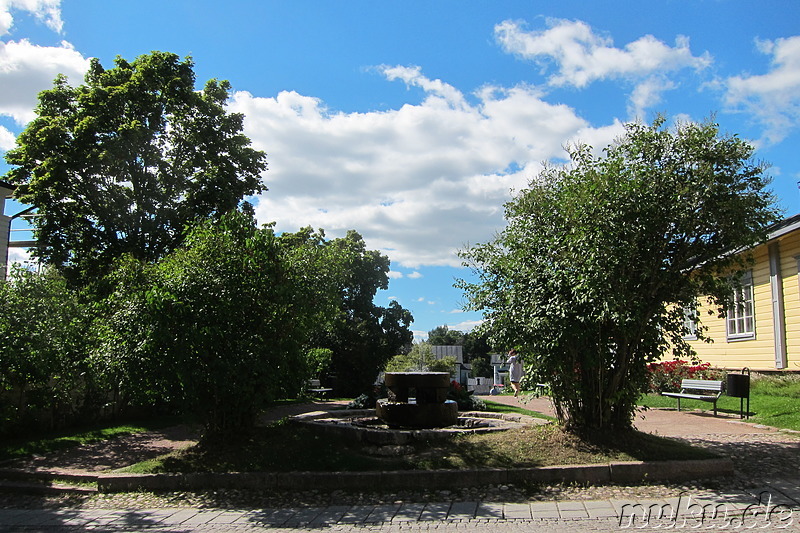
[
  {"x1": 726, "y1": 368, "x2": 751, "y2": 419},
  {"x1": 727, "y1": 373, "x2": 750, "y2": 397}
]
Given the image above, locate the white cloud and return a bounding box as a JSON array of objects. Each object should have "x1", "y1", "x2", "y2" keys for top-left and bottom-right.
[
  {"x1": 387, "y1": 271, "x2": 404, "y2": 279},
  {"x1": 627, "y1": 76, "x2": 676, "y2": 120},
  {"x1": 4, "y1": 246, "x2": 32, "y2": 277},
  {"x1": 724, "y1": 36, "x2": 800, "y2": 144},
  {"x1": 495, "y1": 18, "x2": 710, "y2": 118},
  {"x1": 407, "y1": 271, "x2": 423, "y2": 279},
  {"x1": 0, "y1": 39, "x2": 90, "y2": 124},
  {"x1": 447, "y1": 319, "x2": 483, "y2": 332},
  {"x1": 0, "y1": 0, "x2": 63, "y2": 36},
  {"x1": 381, "y1": 64, "x2": 469, "y2": 111},
  {"x1": 0, "y1": 124, "x2": 15, "y2": 150},
  {"x1": 232, "y1": 67, "x2": 619, "y2": 269},
  {"x1": 495, "y1": 19, "x2": 710, "y2": 88},
  {"x1": 412, "y1": 329, "x2": 428, "y2": 342}
]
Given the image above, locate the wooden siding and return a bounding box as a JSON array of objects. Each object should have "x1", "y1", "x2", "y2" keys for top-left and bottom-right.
[{"x1": 682, "y1": 230, "x2": 800, "y2": 371}]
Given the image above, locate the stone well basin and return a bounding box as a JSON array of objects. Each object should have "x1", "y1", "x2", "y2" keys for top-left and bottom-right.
[{"x1": 292, "y1": 409, "x2": 549, "y2": 449}]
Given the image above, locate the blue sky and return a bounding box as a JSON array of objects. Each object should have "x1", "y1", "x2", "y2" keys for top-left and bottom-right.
[{"x1": 2, "y1": 1, "x2": 800, "y2": 340}]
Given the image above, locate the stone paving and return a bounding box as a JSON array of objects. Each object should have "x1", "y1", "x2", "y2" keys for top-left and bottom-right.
[
  {"x1": 2, "y1": 491, "x2": 799, "y2": 532},
  {"x1": 1, "y1": 396, "x2": 799, "y2": 532}
]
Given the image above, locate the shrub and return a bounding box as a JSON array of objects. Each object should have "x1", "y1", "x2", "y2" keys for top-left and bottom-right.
[
  {"x1": 448, "y1": 380, "x2": 486, "y2": 411},
  {"x1": 0, "y1": 268, "x2": 93, "y2": 434},
  {"x1": 647, "y1": 360, "x2": 725, "y2": 393},
  {"x1": 346, "y1": 383, "x2": 388, "y2": 410}
]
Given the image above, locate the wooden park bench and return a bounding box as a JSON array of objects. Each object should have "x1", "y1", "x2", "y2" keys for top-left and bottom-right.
[
  {"x1": 307, "y1": 379, "x2": 333, "y2": 400},
  {"x1": 662, "y1": 379, "x2": 724, "y2": 416}
]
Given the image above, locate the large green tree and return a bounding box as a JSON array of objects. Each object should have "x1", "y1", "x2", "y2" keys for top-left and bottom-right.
[
  {"x1": 95, "y1": 210, "x2": 341, "y2": 435},
  {"x1": 4, "y1": 51, "x2": 267, "y2": 285},
  {"x1": 460, "y1": 117, "x2": 779, "y2": 433},
  {"x1": 308, "y1": 230, "x2": 414, "y2": 396}
]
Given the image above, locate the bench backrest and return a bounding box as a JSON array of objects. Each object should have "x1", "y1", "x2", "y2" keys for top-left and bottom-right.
[{"x1": 681, "y1": 379, "x2": 723, "y2": 392}]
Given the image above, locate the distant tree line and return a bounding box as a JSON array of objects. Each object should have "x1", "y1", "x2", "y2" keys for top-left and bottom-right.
[{"x1": 425, "y1": 325, "x2": 494, "y2": 378}]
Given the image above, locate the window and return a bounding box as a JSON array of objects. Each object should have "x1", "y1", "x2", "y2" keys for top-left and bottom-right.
[
  {"x1": 682, "y1": 305, "x2": 698, "y2": 340},
  {"x1": 727, "y1": 272, "x2": 755, "y2": 340}
]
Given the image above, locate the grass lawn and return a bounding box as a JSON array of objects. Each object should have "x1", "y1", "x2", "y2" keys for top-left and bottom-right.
[
  {"x1": 0, "y1": 416, "x2": 182, "y2": 462},
  {"x1": 3, "y1": 394, "x2": 731, "y2": 476},
  {"x1": 638, "y1": 373, "x2": 800, "y2": 431},
  {"x1": 482, "y1": 399, "x2": 555, "y2": 421},
  {"x1": 117, "y1": 400, "x2": 715, "y2": 474}
]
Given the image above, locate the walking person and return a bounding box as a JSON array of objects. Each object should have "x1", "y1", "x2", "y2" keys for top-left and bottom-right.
[{"x1": 506, "y1": 349, "x2": 523, "y2": 397}]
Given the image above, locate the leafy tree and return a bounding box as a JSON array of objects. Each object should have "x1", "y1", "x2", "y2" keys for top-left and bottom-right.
[
  {"x1": 4, "y1": 51, "x2": 267, "y2": 285},
  {"x1": 95, "y1": 211, "x2": 340, "y2": 435},
  {"x1": 308, "y1": 231, "x2": 414, "y2": 396},
  {"x1": 427, "y1": 326, "x2": 493, "y2": 377},
  {"x1": 459, "y1": 117, "x2": 779, "y2": 433},
  {"x1": 386, "y1": 342, "x2": 456, "y2": 374},
  {"x1": 305, "y1": 348, "x2": 333, "y2": 382},
  {"x1": 0, "y1": 268, "x2": 91, "y2": 433},
  {"x1": 427, "y1": 325, "x2": 464, "y2": 346},
  {"x1": 463, "y1": 330, "x2": 493, "y2": 378}
]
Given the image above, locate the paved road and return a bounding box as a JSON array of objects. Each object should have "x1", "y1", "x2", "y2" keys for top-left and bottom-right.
[{"x1": 1, "y1": 397, "x2": 798, "y2": 532}]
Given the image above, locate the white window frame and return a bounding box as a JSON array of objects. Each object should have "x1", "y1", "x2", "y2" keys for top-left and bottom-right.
[
  {"x1": 682, "y1": 305, "x2": 698, "y2": 340},
  {"x1": 727, "y1": 271, "x2": 755, "y2": 341}
]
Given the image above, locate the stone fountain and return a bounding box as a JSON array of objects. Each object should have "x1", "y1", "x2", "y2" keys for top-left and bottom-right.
[
  {"x1": 291, "y1": 371, "x2": 548, "y2": 455},
  {"x1": 376, "y1": 371, "x2": 458, "y2": 428}
]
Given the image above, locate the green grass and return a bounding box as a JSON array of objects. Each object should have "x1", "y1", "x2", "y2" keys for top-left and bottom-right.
[
  {"x1": 5, "y1": 393, "x2": 735, "y2": 476},
  {"x1": 0, "y1": 416, "x2": 182, "y2": 462},
  {"x1": 483, "y1": 399, "x2": 556, "y2": 421},
  {"x1": 639, "y1": 374, "x2": 800, "y2": 431},
  {"x1": 121, "y1": 407, "x2": 715, "y2": 474}
]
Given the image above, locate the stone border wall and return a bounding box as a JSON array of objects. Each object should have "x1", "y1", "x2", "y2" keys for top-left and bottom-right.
[{"x1": 96, "y1": 458, "x2": 733, "y2": 493}]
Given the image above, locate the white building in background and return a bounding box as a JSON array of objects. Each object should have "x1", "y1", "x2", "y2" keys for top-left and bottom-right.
[
  {"x1": 1, "y1": 181, "x2": 37, "y2": 280},
  {"x1": 429, "y1": 344, "x2": 495, "y2": 394},
  {"x1": 430, "y1": 345, "x2": 467, "y2": 382},
  {"x1": 1, "y1": 181, "x2": 14, "y2": 280}
]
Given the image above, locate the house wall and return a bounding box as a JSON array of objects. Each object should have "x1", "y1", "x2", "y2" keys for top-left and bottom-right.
[
  {"x1": 684, "y1": 230, "x2": 800, "y2": 371},
  {"x1": 1, "y1": 185, "x2": 11, "y2": 280},
  {"x1": 781, "y1": 230, "x2": 800, "y2": 363}
]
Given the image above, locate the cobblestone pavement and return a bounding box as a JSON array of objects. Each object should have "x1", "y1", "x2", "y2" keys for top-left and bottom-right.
[
  {"x1": 1, "y1": 397, "x2": 799, "y2": 532},
  {"x1": 1, "y1": 491, "x2": 799, "y2": 532}
]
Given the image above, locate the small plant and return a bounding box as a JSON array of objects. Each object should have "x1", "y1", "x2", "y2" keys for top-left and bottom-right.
[
  {"x1": 646, "y1": 360, "x2": 725, "y2": 393},
  {"x1": 447, "y1": 380, "x2": 486, "y2": 411},
  {"x1": 346, "y1": 383, "x2": 388, "y2": 409}
]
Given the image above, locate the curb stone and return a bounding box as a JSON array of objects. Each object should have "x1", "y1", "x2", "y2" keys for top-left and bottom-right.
[{"x1": 92, "y1": 457, "x2": 734, "y2": 492}]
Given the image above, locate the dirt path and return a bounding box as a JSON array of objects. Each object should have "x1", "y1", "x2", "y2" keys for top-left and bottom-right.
[
  {"x1": 488, "y1": 394, "x2": 800, "y2": 481},
  {"x1": 2, "y1": 400, "x2": 351, "y2": 476}
]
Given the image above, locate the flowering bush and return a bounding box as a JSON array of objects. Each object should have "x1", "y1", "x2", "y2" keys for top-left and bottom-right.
[
  {"x1": 647, "y1": 360, "x2": 725, "y2": 393},
  {"x1": 448, "y1": 380, "x2": 486, "y2": 410}
]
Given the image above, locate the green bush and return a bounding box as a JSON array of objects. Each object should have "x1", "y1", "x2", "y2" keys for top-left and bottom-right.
[
  {"x1": 346, "y1": 383, "x2": 387, "y2": 409},
  {"x1": 448, "y1": 380, "x2": 486, "y2": 411},
  {"x1": 96, "y1": 211, "x2": 343, "y2": 436},
  {"x1": 0, "y1": 268, "x2": 93, "y2": 434}
]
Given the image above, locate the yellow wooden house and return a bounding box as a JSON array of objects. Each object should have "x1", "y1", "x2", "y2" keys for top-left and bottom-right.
[{"x1": 682, "y1": 213, "x2": 800, "y2": 371}]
